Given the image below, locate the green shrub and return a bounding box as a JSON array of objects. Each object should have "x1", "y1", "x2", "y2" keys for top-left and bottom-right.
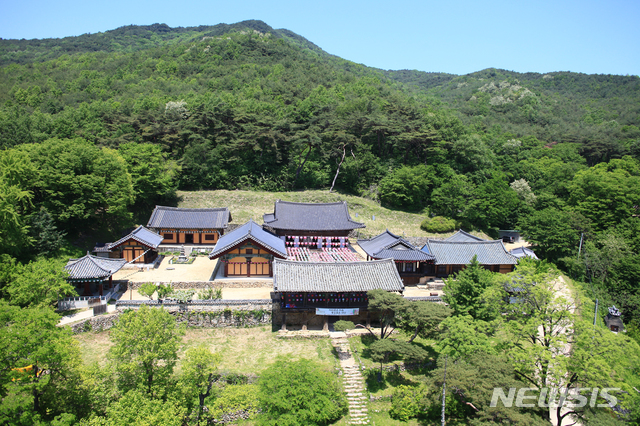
[
  {"x1": 138, "y1": 282, "x2": 157, "y2": 300},
  {"x1": 209, "y1": 384, "x2": 258, "y2": 420},
  {"x1": 198, "y1": 287, "x2": 222, "y2": 300},
  {"x1": 389, "y1": 384, "x2": 427, "y2": 421},
  {"x1": 257, "y1": 359, "x2": 347, "y2": 426},
  {"x1": 420, "y1": 216, "x2": 456, "y2": 233},
  {"x1": 169, "y1": 289, "x2": 195, "y2": 303},
  {"x1": 333, "y1": 320, "x2": 355, "y2": 332},
  {"x1": 156, "y1": 283, "x2": 173, "y2": 300}
]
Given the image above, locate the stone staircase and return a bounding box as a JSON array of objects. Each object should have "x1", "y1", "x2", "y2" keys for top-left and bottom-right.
[{"x1": 331, "y1": 333, "x2": 370, "y2": 425}]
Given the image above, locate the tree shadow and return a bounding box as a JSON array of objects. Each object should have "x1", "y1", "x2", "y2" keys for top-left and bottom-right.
[{"x1": 364, "y1": 368, "x2": 420, "y2": 393}]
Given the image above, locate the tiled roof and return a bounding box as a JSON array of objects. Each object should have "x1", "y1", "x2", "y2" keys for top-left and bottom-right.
[
  {"x1": 445, "y1": 230, "x2": 488, "y2": 242},
  {"x1": 65, "y1": 254, "x2": 127, "y2": 280},
  {"x1": 273, "y1": 258, "x2": 404, "y2": 293},
  {"x1": 109, "y1": 226, "x2": 164, "y2": 249},
  {"x1": 147, "y1": 206, "x2": 231, "y2": 229},
  {"x1": 92, "y1": 242, "x2": 111, "y2": 253},
  {"x1": 371, "y1": 248, "x2": 433, "y2": 262},
  {"x1": 358, "y1": 230, "x2": 434, "y2": 262},
  {"x1": 421, "y1": 240, "x2": 518, "y2": 265},
  {"x1": 509, "y1": 246, "x2": 539, "y2": 260},
  {"x1": 209, "y1": 220, "x2": 287, "y2": 259},
  {"x1": 263, "y1": 200, "x2": 365, "y2": 232}
]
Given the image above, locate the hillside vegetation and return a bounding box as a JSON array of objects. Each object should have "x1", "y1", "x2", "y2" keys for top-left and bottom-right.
[
  {"x1": 1, "y1": 20, "x2": 640, "y2": 425},
  {"x1": 1, "y1": 20, "x2": 638, "y2": 322},
  {"x1": 177, "y1": 189, "x2": 488, "y2": 240}
]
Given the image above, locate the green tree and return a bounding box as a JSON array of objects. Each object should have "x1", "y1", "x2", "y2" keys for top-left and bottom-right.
[
  {"x1": 436, "y1": 315, "x2": 495, "y2": 359},
  {"x1": 468, "y1": 171, "x2": 521, "y2": 231},
  {"x1": 0, "y1": 302, "x2": 83, "y2": 423},
  {"x1": 517, "y1": 207, "x2": 583, "y2": 263},
  {"x1": 179, "y1": 345, "x2": 221, "y2": 423},
  {"x1": 118, "y1": 143, "x2": 179, "y2": 217},
  {"x1": 6, "y1": 258, "x2": 75, "y2": 308},
  {"x1": 389, "y1": 384, "x2": 427, "y2": 421},
  {"x1": 450, "y1": 133, "x2": 495, "y2": 174},
  {"x1": 369, "y1": 338, "x2": 427, "y2": 375},
  {"x1": 137, "y1": 283, "x2": 156, "y2": 301},
  {"x1": 430, "y1": 174, "x2": 476, "y2": 220},
  {"x1": 423, "y1": 352, "x2": 546, "y2": 425},
  {"x1": 107, "y1": 305, "x2": 184, "y2": 396},
  {"x1": 378, "y1": 165, "x2": 435, "y2": 211},
  {"x1": 84, "y1": 389, "x2": 184, "y2": 426},
  {"x1": 366, "y1": 289, "x2": 408, "y2": 339},
  {"x1": 28, "y1": 207, "x2": 66, "y2": 257},
  {"x1": 257, "y1": 358, "x2": 347, "y2": 426},
  {"x1": 442, "y1": 256, "x2": 499, "y2": 321},
  {"x1": 567, "y1": 156, "x2": 640, "y2": 231},
  {"x1": 396, "y1": 300, "x2": 451, "y2": 342},
  {"x1": 0, "y1": 149, "x2": 36, "y2": 257},
  {"x1": 23, "y1": 138, "x2": 134, "y2": 232}
]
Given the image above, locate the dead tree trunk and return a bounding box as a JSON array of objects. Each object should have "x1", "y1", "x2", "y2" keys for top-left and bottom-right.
[
  {"x1": 294, "y1": 144, "x2": 313, "y2": 184},
  {"x1": 329, "y1": 145, "x2": 346, "y2": 193}
]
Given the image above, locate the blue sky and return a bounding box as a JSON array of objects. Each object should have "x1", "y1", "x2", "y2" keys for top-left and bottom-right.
[{"x1": 1, "y1": 0, "x2": 639, "y2": 76}]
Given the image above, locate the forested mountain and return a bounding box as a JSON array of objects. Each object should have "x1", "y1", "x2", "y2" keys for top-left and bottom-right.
[
  {"x1": 1, "y1": 20, "x2": 640, "y2": 425},
  {"x1": 387, "y1": 68, "x2": 640, "y2": 165}
]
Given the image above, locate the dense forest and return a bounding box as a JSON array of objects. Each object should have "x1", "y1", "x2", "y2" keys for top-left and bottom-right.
[{"x1": 1, "y1": 20, "x2": 640, "y2": 425}]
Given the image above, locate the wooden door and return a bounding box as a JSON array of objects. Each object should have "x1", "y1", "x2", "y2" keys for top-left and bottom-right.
[
  {"x1": 123, "y1": 248, "x2": 134, "y2": 262},
  {"x1": 134, "y1": 248, "x2": 144, "y2": 263}
]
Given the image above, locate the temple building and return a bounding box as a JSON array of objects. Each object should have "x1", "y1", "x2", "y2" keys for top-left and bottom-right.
[
  {"x1": 65, "y1": 254, "x2": 127, "y2": 296},
  {"x1": 209, "y1": 220, "x2": 287, "y2": 277},
  {"x1": 357, "y1": 230, "x2": 435, "y2": 284},
  {"x1": 273, "y1": 258, "x2": 404, "y2": 330},
  {"x1": 421, "y1": 239, "x2": 518, "y2": 277},
  {"x1": 93, "y1": 225, "x2": 163, "y2": 264},
  {"x1": 509, "y1": 246, "x2": 539, "y2": 260},
  {"x1": 263, "y1": 201, "x2": 365, "y2": 247},
  {"x1": 147, "y1": 206, "x2": 231, "y2": 245},
  {"x1": 444, "y1": 229, "x2": 488, "y2": 242}
]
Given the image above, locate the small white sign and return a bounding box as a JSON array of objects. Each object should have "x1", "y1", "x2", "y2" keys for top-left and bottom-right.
[{"x1": 316, "y1": 308, "x2": 359, "y2": 316}]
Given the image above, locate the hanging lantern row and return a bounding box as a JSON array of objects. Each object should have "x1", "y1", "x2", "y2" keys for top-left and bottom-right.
[{"x1": 284, "y1": 236, "x2": 349, "y2": 248}]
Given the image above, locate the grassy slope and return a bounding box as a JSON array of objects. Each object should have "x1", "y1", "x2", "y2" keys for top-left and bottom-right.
[
  {"x1": 74, "y1": 326, "x2": 337, "y2": 374},
  {"x1": 176, "y1": 189, "x2": 490, "y2": 240}
]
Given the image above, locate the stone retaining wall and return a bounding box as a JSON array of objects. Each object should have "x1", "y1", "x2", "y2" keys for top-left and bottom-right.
[
  {"x1": 68, "y1": 303, "x2": 273, "y2": 334},
  {"x1": 116, "y1": 300, "x2": 273, "y2": 311},
  {"x1": 214, "y1": 409, "x2": 261, "y2": 424},
  {"x1": 69, "y1": 313, "x2": 120, "y2": 333},
  {"x1": 172, "y1": 309, "x2": 271, "y2": 328},
  {"x1": 118, "y1": 280, "x2": 272, "y2": 290}
]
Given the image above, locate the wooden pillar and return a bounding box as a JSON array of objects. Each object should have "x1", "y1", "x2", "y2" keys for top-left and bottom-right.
[
  {"x1": 281, "y1": 314, "x2": 287, "y2": 331},
  {"x1": 108, "y1": 275, "x2": 113, "y2": 289},
  {"x1": 247, "y1": 261, "x2": 251, "y2": 277},
  {"x1": 302, "y1": 312, "x2": 307, "y2": 331},
  {"x1": 323, "y1": 316, "x2": 329, "y2": 332},
  {"x1": 224, "y1": 261, "x2": 229, "y2": 277},
  {"x1": 366, "y1": 312, "x2": 371, "y2": 328},
  {"x1": 99, "y1": 283, "x2": 103, "y2": 296}
]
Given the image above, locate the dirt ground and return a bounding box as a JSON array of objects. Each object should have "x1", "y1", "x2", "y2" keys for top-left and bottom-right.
[
  {"x1": 113, "y1": 256, "x2": 217, "y2": 283},
  {"x1": 403, "y1": 285, "x2": 443, "y2": 297},
  {"x1": 504, "y1": 239, "x2": 531, "y2": 251}
]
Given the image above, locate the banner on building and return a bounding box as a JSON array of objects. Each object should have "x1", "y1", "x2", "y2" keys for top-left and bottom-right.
[{"x1": 316, "y1": 308, "x2": 359, "y2": 316}]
